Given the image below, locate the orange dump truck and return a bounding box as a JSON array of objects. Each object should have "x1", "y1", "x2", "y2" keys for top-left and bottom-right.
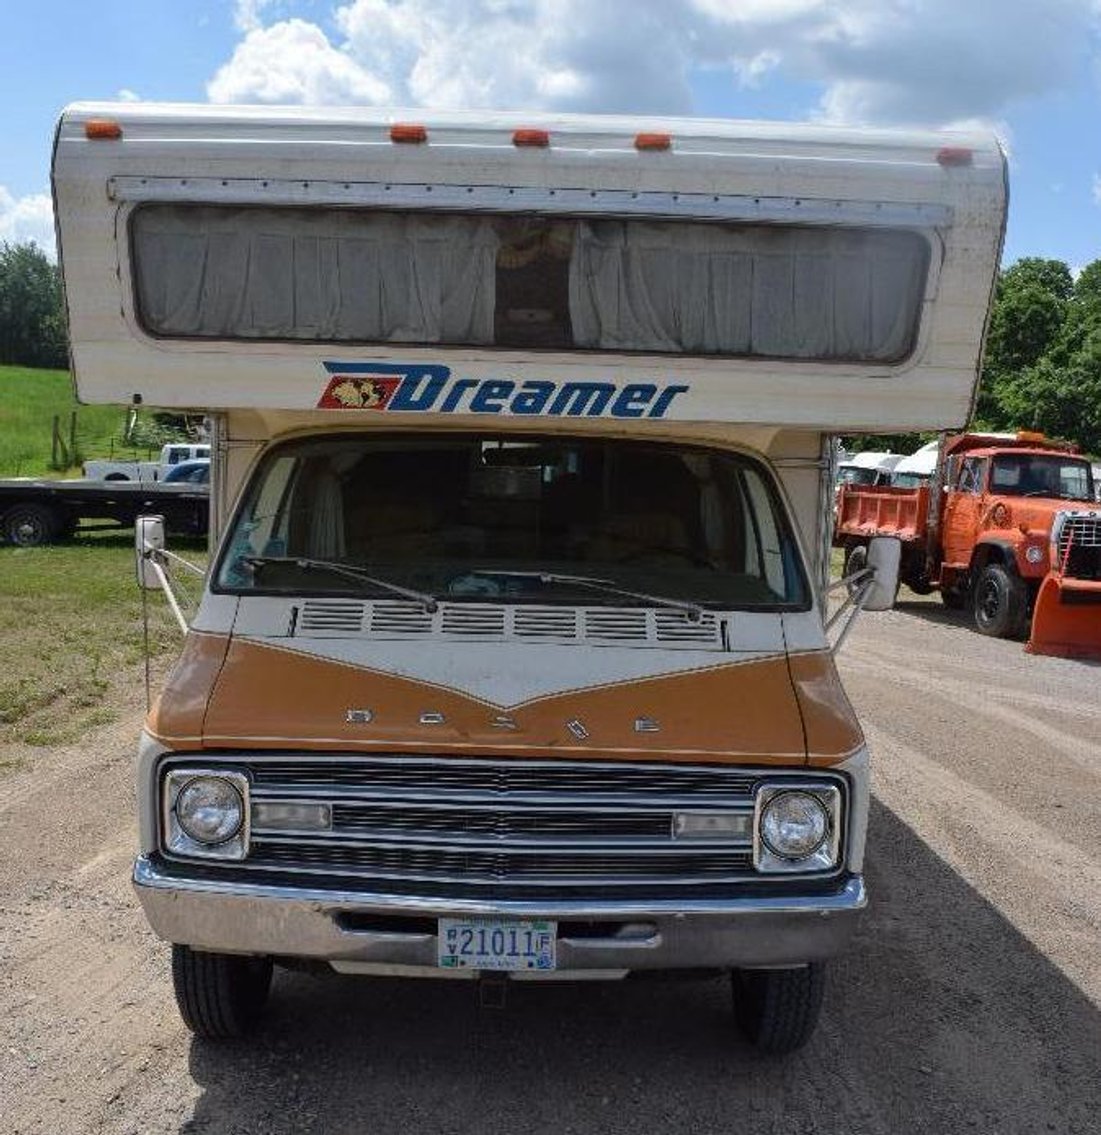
[{"x1": 835, "y1": 432, "x2": 1101, "y2": 657}]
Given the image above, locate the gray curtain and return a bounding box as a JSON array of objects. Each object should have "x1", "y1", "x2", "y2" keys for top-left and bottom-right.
[
  {"x1": 568, "y1": 220, "x2": 926, "y2": 361},
  {"x1": 133, "y1": 205, "x2": 499, "y2": 343}
]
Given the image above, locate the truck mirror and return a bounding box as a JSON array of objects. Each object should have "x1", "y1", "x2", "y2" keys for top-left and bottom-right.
[
  {"x1": 864, "y1": 537, "x2": 901, "y2": 611},
  {"x1": 136, "y1": 515, "x2": 166, "y2": 590}
]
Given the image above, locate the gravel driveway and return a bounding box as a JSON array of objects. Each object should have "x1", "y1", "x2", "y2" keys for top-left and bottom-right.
[{"x1": 2, "y1": 597, "x2": 1099, "y2": 1134}]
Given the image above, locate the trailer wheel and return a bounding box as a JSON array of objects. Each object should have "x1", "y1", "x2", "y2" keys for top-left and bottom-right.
[
  {"x1": 3, "y1": 504, "x2": 57, "y2": 547},
  {"x1": 732, "y1": 963, "x2": 825, "y2": 1055},
  {"x1": 171, "y1": 945, "x2": 273, "y2": 1040},
  {"x1": 972, "y1": 563, "x2": 1027, "y2": 638}
]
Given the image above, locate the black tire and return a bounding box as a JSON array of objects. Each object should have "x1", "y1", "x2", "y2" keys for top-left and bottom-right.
[
  {"x1": 104, "y1": 472, "x2": 130, "y2": 481},
  {"x1": 3, "y1": 503, "x2": 58, "y2": 547},
  {"x1": 940, "y1": 586, "x2": 966, "y2": 610},
  {"x1": 171, "y1": 945, "x2": 273, "y2": 1040},
  {"x1": 843, "y1": 545, "x2": 868, "y2": 598},
  {"x1": 732, "y1": 963, "x2": 825, "y2": 1055},
  {"x1": 971, "y1": 563, "x2": 1028, "y2": 638},
  {"x1": 905, "y1": 576, "x2": 935, "y2": 596}
]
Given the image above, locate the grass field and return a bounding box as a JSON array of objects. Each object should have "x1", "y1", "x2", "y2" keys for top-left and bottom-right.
[
  {"x1": 0, "y1": 365, "x2": 143, "y2": 478},
  {"x1": 0, "y1": 531, "x2": 207, "y2": 756}
]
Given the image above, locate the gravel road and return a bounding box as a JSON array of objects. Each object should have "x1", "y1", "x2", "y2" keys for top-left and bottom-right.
[{"x1": 2, "y1": 598, "x2": 1099, "y2": 1134}]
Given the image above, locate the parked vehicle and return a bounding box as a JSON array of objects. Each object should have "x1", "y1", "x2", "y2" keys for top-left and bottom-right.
[
  {"x1": 890, "y1": 440, "x2": 940, "y2": 488},
  {"x1": 835, "y1": 432, "x2": 1101, "y2": 656},
  {"x1": 162, "y1": 459, "x2": 210, "y2": 485},
  {"x1": 84, "y1": 443, "x2": 210, "y2": 483},
  {"x1": 836, "y1": 452, "x2": 902, "y2": 489},
  {"x1": 0, "y1": 478, "x2": 208, "y2": 546},
  {"x1": 53, "y1": 101, "x2": 1006, "y2": 1051}
]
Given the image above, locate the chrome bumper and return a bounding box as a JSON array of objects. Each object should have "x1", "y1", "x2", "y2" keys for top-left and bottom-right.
[{"x1": 133, "y1": 856, "x2": 866, "y2": 972}]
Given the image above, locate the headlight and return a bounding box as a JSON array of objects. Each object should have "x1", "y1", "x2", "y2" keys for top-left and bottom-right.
[
  {"x1": 754, "y1": 783, "x2": 842, "y2": 874},
  {"x1": 176, "y1": 777, "x2": 244, "y2": 844},
  {"x1": 760, "y1": 791, "x2": 828, "y2": 859},
  {"x1": 163, "y1": 768, "x2": 250, "y2": 860}
]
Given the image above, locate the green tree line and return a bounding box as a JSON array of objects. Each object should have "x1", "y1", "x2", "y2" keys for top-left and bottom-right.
[
  {"x1": 1, "y1": 238, "x2": 1099, "y2": 453},
  {"x1": 0, "y1": 242, "x2": 67, "y2": 369}
]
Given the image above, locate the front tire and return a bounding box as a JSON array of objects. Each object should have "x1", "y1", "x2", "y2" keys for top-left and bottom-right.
[
  {"x1": 972, "y1": 563, "x2": 1028, "y2": 638},
  {"x1": 171, "y1": 945, "x2": 273, "y2": 1039},
  {"x1": 732, "y1": 963, "x2": 825, "y2": 1054}
]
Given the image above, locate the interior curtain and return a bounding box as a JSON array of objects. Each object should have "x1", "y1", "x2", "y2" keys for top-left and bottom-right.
[
  {"x1": 133, "y1": 206, "x2": 499, "y2": 343},
  {"x1": 568, "y1": 220, "x2": 925, "y2": 361}
]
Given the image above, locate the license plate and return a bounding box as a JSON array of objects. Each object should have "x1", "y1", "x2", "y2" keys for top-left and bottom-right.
[{"x1": 438, "y1": 918, "x2": 556, "y2": 971}]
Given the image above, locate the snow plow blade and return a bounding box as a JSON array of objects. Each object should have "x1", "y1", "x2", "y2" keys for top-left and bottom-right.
[{"x1": 1026, "y1": 575, "x2": 1101, "y2": 660}]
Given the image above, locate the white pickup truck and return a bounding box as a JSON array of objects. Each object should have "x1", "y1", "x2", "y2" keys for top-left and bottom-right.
[{"x1": 83, "y1": 443, "x2": 210, "y2": 483}]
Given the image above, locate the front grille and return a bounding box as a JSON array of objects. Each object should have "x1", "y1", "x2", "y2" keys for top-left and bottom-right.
[
  {"x1": 1057, "y1": 513, "x2": 1101, "y2": 581},
  {"x1": 162, "y1": 755, "x2": 844, "y2": 898}
]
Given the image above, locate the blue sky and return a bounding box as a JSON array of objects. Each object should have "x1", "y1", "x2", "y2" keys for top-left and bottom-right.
[{"x1": 3, "y1": 0, "x2": 1100, "y2": 270}]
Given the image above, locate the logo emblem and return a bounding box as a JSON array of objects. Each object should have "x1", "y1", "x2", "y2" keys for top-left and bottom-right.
[
  {"x1": 566, "y1": 718, "x2": 590, "y2": 740},
  {"x1": 320, "y1": 374, "x2": 400, "y2": 410}
]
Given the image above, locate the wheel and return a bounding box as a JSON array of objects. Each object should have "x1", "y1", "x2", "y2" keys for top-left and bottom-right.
[
  {"x1": 971, "y1": 563, "x2": 1028, "y2": 638},
  {"x1": 905, "y1": 576, "x2": 935, "y2": 596},
  {"x1": 843, "y1": 545, "x2": 868, "y2": 598},
  {"x1": 940, "y1": 586, "x2": 966, "y2": 610},
  {"x1": 3, "y1": 504, "x2": 57, "y2": 547},
  {"x1": 104, "y1": 472, "x2": 130, "y2": 481},
  {"x1": 732, "y1": 963, "x2": 825, "y2": 1054},
  {"x1": 171, "y1": 944, "x2": 273, "y2": 1039}
]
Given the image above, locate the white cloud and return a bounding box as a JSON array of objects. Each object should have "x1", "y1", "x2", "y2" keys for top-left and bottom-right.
[
  {"x1": 208, "y1": 18, "x2": 392, "y2": 104},
  {"x1": 206, "y1": 0, "x2": 1101, "y2": 127},
  {"x1": 1093, "y1": 173, "x2": 1101, "y2": 205},
  {"x1": 0, "y1": 188, "x2": 55, "y2": 259},
  {"x1": 116, "y1": 88, "x2": 140, "y2": 102}
]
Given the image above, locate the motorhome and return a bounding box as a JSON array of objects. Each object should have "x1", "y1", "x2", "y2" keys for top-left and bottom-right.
[{"x1": 52, "y1": 103, "x2": 1006, "y2": 1053}]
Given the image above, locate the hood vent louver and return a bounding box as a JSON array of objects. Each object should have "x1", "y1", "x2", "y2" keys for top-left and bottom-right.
[{"x1": 295, "y1": 600, "x2": 723, "y2": 650}]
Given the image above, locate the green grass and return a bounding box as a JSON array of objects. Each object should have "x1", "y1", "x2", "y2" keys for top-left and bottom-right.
[
  {"x1": 0, "y1": 530, "x2": 208, "y2": 752},
  {"x1": 0, "y1": 365, "x2": 139, "y2": 478}
]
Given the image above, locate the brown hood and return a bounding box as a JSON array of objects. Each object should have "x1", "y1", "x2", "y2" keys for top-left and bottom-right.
[{"x1": 148, "y1": 632, "x2": 862, "y2": 768}]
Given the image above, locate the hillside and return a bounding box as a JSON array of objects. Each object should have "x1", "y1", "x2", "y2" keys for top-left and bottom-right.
[{"x1": 0, "y1": 366, "x2": 137, "y2": 478}]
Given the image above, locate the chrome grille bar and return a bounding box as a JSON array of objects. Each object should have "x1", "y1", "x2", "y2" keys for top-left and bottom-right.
[{"x1": 161, "y1": 755, "x2": 845, "y2": 895}]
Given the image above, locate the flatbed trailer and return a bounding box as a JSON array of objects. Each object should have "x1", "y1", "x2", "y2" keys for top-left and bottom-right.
[{"x1": 0, "y1": 478, "x2": 208, "y2": 546}]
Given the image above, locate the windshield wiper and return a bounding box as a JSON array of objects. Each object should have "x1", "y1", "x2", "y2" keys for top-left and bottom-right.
[
  {"x1": 240, "y1": 556, "x2": 438, "y2": 613},
  {"x1": 469, "y1": 569, "x2": 705, "y2": 621}
]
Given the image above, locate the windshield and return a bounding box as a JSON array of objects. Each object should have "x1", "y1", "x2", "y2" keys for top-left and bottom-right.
[
  {"x1": 989, "y1": 455, "x2": 1094, "y2": 501},
  {"x1": 837, "y1": 466, "x2": 879, "y2": 486},
  {"x1": 216, "y1": 434, "x2": 808, "y2": 610}
]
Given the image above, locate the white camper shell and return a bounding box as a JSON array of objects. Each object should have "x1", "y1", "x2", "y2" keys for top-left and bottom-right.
[{"x1": 52, "y1": 103, "x2": 1006, "y2": 1052}]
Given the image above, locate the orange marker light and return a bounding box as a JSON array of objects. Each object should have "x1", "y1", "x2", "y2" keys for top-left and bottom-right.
[
  {"x1": 936, "y1": 147, "x2": 972, "y2": 167},
  {"x1": 635, "y1": 133, "x2": 672, "y2": 151},
  {"x1": 390, "y1": 123, "x2": 427, "y2": 144},
  {"x1": 513, "y1": 128, "x2": 550, "y2": 147},
  {"x1": 85, "y1": 119, "x2": 122, "y2": 141}
]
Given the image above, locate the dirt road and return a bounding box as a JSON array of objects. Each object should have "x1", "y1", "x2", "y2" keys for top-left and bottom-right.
[{"x1": 2, "y1": 600, "x2": 1099, "y2": 1134}]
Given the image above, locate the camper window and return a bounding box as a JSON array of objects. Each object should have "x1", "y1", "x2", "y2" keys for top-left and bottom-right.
[{"x1": 131, "y1": 204, "x2": 928, "y2": 363}]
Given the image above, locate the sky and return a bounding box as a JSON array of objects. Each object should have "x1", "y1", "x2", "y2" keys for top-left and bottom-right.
[{"x1": 2, "y1": 0, "x2": 1100, "y2": 269}]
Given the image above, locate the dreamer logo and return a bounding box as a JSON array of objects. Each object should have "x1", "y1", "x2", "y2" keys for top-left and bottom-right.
[{"x1": 319, "y1": 362, "x2": 689, "y2": 419}]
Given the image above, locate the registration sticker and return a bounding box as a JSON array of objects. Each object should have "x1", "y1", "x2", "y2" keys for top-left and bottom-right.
[{"x1": 438, "y1": 918, "x2": 556, "y2": 971}]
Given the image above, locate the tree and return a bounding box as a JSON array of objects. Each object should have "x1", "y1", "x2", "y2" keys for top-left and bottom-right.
[
  {"x1": 977, "y1": 258, "x2": 1073, "y2": 426},
  {"x1": 0, "y1": 242, "x2": 68, "y2": 369},
  {"x1": 978, "y1": 256, "x2": 1101, "y2": 454}
]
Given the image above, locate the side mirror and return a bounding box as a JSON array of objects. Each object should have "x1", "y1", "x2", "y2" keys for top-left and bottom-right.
[
  {"x1": 863, "y1": 536, "x2": 901, "y2": 611},
  {"x1": 136, "y1": 515, "x2": 166, "y2": 590}
]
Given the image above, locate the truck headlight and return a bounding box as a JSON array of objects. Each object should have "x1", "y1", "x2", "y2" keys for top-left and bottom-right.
[
  {"x1": 754, "y1": 784, "x2": 841, "y2": 873},
  {"x1": 163, "y1": 768, "x2": 250, "y2": 860}
]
